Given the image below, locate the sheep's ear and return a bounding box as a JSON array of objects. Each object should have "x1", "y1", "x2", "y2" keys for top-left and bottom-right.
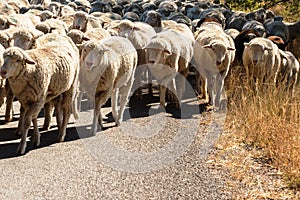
[
  {"x1": 7, "y1": 18, "x2": 17, "y2": 26},
  {"x1": 227, "y1": 47, "x2": 235, "y2": 51},
  {"x1": 244, "y1": 42, "x2": 249, "y2": 47},
  {"x1": 202, "y1": 44, "x2": 212, "y2": 49},
  {"x1": 264, "y1": 46, "x2": 272, "y2": 51},
  {"x1": 164, "y1": 49, "x2": 171, "y2": 55},
  {"x1": 133, "y1": 26, "x2": 140, "y2": 31},
  {"x1": 82, "y1": 36, "x2": 90, "y2": 41},
  {"x1": 24, "y1": 56, "x2": 35, "y2": 65}
]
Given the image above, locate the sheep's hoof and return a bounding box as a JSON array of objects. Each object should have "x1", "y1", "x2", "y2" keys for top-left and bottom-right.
[
  {"x1": 57, "y1": 134, "x2": 65, "y2": 143},
  {"x1": 42, "y1": 125, "x2": 50, "y2": 131},
  {"x1": 90, "y1": 129, "x2": 96, "y2": 136},
  {"x1": 160, "y1": 102, "x2": 166, "y2": 108},
  {"x1": 31, "y1": 136, "x2": 40, "y2": 147},
  {"x1": 218, "y1": 99, "x2": 227, "y2": 112},
  {"x1": 16, "y1": 144, "x2": 26, "y2": 155},
  {"x1": 5, "y1": 116, "x2": 12, "y2": 123},
  {"x1": 15, "y1": 129, "x2": 22, "y2": 136}
]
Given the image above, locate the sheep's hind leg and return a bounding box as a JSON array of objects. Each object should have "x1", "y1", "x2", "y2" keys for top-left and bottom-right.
[
  {"x1": 57, "y1": 92, "x2": 72, "y2": 142},
  {"x1": 17, "y1": 103, "x2": 43, "y2": 155},
  {"x1": 5, "y1": 82, "x2": 14, "y2": 123},
  {"x1": 91, "y1": 89, "x2": 112, "y2": 135},
  {"x1": 31, "y1": 118, "x2": 40, "y2": 147},
  {"x1": 116, "y1": 74, "x2": 134, "y2": 126},
  {"x1": 111, "y1": 88, "x2": 119, "y2": 125},
  {"x1": 42, "y1": 102, "x2": 54, "y2": 130}
]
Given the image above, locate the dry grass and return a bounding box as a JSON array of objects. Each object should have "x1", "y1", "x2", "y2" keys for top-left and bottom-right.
[{"x1": 223, "y1": 64, "x2": 300, "y2": 191}]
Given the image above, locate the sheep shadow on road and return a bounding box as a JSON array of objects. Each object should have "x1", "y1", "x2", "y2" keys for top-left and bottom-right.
[
  {"x1": 0, "y1": 74, "x2": 210, "y2": 158},
  {"x1": 0, "y1": 124, "x2": 83, "y2": 159}
]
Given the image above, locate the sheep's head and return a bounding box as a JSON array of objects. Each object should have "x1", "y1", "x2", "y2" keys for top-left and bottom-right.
[
  {"x1": 244, "y1": 42, "x2": 271, "y2": 66},
  {"x1": 145, "y1": 11, "x2": 162, "y2": 28},
  {"x1": 110, "y1": 20, "x2": 138, "y2": 38},
  {"x1": 0, "y1": 16, "x2": 17, "y2": 30},
  {"x1": 13, "y1": 29, "x2": 43, "y2": 50},
  {"x1": 0, "y1": 32, "x2": 12, "y2": 48},
  {"x1": 0, "y1": 47, "x2": 35, "y2": 79},
  {"x1": 78, "y1": 41, "x2": 100, "y2": 71},
  {"x1": 39, "y1": 11, "x2": 54, "y2": 21},
  {"x1": 67, "y1": 29, "x2": 89, "y2": 45},
  {"x1": 73, "y1": 11, "x2": 89, "y2": 31},
  {"x1": 203, "y1": 42, "x2": 235, "y2": 67},
  {"x1": 36, "y1": 23, "x2": 52, "y2": 34},
  {"x1": 145, "y1": 38, "x2": 171, "y2": 65}
]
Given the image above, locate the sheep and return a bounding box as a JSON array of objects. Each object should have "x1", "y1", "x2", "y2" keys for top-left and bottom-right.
[
  {"x1": 242, "y1": 37, "x2": 282, "y2": 88},
  {"x1": 225, "y1": 28, "x2": 240, "y2": 39},
  {"x1": 0, "y1": 28, "x2": 18, "y2": 48},
  {"x1": 4, "y1": 0, "x2": 29, "y2": 11},
  {"x1": 226, "y1": 14, "x2": 247, "y2": 31},
  {"x1": 67, "y1": 28, "x2": 111, "y2": 111},
  {"x1": 109, "y1": 20, "x2": 156, "y2": 99},
  {"x1": 145, "y1": 27, "x2": 194, "y2": 109},
  {"x1": 245, "y1": 8, "x2": 267, "y2": 23},
  {"x1": 0, "y1": 41, "x2": 79, "y2": 155},
  {"x1": 30, "y1": 0, "x2": 51, "y2": 7},
  {"x1": 193, "y1": 21, "x2": 236, "y2": 110},
  {"x1": 278, "y1": 50, "x2": 299, "y2": 95},
  {"x1": 38, "y1": 10, "x2": 55, "y2": 22},
  {"x1": 0, "y1": 1, "x2": 16, "y2": 15},
  {"x1": 0, "y1": 44, "x2": 5, "y2": 108},
  {"x1": 0, "y1": 28, "x2": 45, "y2": 124},
  {"x1": 77, "y1": 36, "x2": 137, "y2": 134},
  {"x1": 89, "y1": 1, "x2": 112, "y2": 14},
  {"x1": 265, "y1": 20, "x2": 289, "y2": 46},
  {"x1": 122, "y1": 12, "x2": 140, "y2": 22},
  {"x1": 0, "y1": 13, "x2": 41, "y2": 30},
  {"x1": 268, "y1": 35, "x2": 286, "y2": 51},
  {"x1": 198, "y1": 8, "x2": 226, "y2": 29},
  {"x1": 70, "y1": 11, "x2": 102, "y2": 32},
  {"x1": 241, "y1": 20, "x2": 265, "y2": 37},
  {"x1": 35, "y1": 18, "x2": 68, "y2": 35},
  {"x1": 12, "y1": 28, "x2": 44, "y2": 50},
  {"x1": 287, "y1": 20, "x2": 300, "y2": 60},
  {"x1": 233, "y1": 29, "x2": 260, "y2": 66},
  {"x1": 47, "y1": 2, "x2": 61, "y2": 17}
]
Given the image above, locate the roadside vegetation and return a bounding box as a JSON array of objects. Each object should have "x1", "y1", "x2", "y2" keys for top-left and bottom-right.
[{"x1": 217, "y1": 0, "x2": 300, "y2": 193}]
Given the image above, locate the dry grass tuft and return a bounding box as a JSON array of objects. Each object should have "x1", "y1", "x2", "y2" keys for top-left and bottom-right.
[{"x1": 223, "y1": 64, "x2": 300, "y2": 191}]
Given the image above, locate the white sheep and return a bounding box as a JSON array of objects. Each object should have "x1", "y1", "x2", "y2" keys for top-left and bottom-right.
[
  {"x1": 69, "y1": 11, "x2": 102, "y2": 32},
  {"x1": 243, "y1": 37, "x2": 281, "y2": 87},
  {"x1": 0, "y1": 13, "x2": 41, "y2": 30},
  {"x1": 193, "y1": 21, "x2": 236, "y2": 110},
  {"x1": 278, "y1": 50, "x2": 299, "y2": 95},
  {"x1": 0, "y1": 44, "x2": 5, "y2": 108},
  {"x1": 13, "y1": 28, "x2": 44, "y2": 50},
  {"x1": 67, "y1": 27, "x2": 111, "y2": 45},
  {"x1": 67, "y1": 28, "x2": 111, "y2": 111},
  {"x1": 0, "y1": 27, "x2": 18, "y2": 48},
  {"x1": 145, "y1": 27, "x2": 194, "y2": 108},
  {"x1": 3, "y1": 0, "x2": 29, "y2": 12},
  {"x1": 0, "y1": 1, "x2": 16, "y2": 15},
  {"x1": 0, "y1": 39, "x2": 79, "y2": 155},
  {"x1": 35, "y1": 18, "x2": 68, "y2": 35},
  {"x1": 109, "y1": 20, "x2": 157, "y2": 99},
  {"x1": 77, "y1": 36, "x2": 137, "y2": 135}
]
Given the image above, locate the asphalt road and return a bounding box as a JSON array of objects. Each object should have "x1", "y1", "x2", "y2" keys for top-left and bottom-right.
[{"x1": 0, "y1": 81, "x2": 233, "y2": 199}]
